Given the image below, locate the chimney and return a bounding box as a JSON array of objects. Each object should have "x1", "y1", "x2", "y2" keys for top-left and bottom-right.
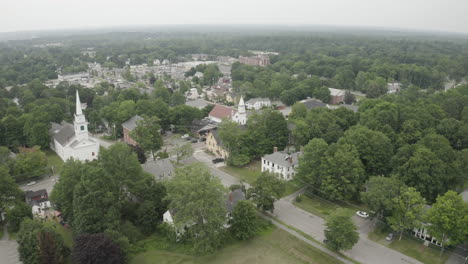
[{"x1": 273, "y1": 147, "x2": 278, "y2": 153}]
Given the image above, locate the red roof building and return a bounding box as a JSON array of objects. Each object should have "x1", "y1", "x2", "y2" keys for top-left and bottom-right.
[{"x1": 208, "y1": 104, "x2": 236, "y2": 123}]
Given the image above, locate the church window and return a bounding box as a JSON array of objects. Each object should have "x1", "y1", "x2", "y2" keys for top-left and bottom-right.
[
  {"x1": 92, "y1": 152, "x2": 95, "y2": 156},
  {"x1": 80, "y1": 125, "x2": 85, "y2": 131}
]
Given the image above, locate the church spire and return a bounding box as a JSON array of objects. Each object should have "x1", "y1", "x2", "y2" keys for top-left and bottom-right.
[
  {"x1": 76, "y1": 90, "x2": 83, "y2": 116},
  {"x1": 238, "y1": 96, "x2": 246, "y2": 114}
]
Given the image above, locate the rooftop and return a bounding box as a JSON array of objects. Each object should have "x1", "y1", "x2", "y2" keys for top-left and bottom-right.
[
  {"x1": 262, "y1": 151, "x2": 301, "y2": 168},
  {"x1": 208, "y1": 104, "x2": 236, "y2": 120},
  {"x1": 122, "y1": 115, "x2": 143, "y2": 131}
]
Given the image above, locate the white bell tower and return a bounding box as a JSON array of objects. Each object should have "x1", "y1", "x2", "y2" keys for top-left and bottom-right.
[
  {"x1": 74, "y1": 90, "x2": 89, "y2": 141},
  {"x1": 233, "y1": 96, "x2": 247, "y2": 125}
]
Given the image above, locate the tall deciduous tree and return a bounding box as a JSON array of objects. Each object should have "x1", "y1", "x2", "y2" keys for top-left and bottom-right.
[
  {"x1": 73, "y1": 233, "x2": 125, "y2": 264},
  {"x1": 361, "y1": 176, "x2": 405, "y2": 218},
  {"x1": 0, "y1": 166, "x2": 23, "y2": 216},
  {"x1": 324, "y1": 208, "x2": 359, "y2": 251},
  {"x1": 129, "y1": 116, "x2": 163, "y2": 159},
  {"x1": 171, "y1": 143, "x2": 193, "y2": 164},
  {"x1": 388, "y1": 187, "x2": 426, "y2": 240},
  {"x1": 230, "y1": 200, "x2": 259, "y2": 240},
  {"x1": 248, "y1": 172, "x2": 285, "y2": 212},
  {"x1": 165, "y1": 163, "x2": 227, "y2": 253},
  {"x1": 426, "y1": 191, "x2": 468, "y2": 254}
]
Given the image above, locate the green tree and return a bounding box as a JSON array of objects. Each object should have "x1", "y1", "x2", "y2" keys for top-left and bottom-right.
[
  {"x1": 129, "y1": 116, "x2": 163, "y2": 159},
  {"x1": 248, "y1": 172, "x2": 285, "y2": 212},
  {"x1": 50, "y1": 159, "x2": 83, "y2": 223},
  {"x1": 297, "y1": 138, "x2": 328, "y2": 188},
  {"x1": 338, "y1": 125, "x2": 393, "y2": 176},
  {"x1": 324, "y1": 208, "x2": 359, "y2": 251},
  {"x1": 361, "y1": 176, "x2": 405, "y2": 218},
  {"x1": 73, "y1": 165, "x2": 120, "y2": 234},
  {"x1": 6, "y1": 201, "x2": 33, "y2": 232},
  {"x1": 230, "y1": 200, "x2": 259, "y2": 240},
  {"x1": 17, "y1": 219, "x2": 70, "y2": 264},
  {"x1": 165, "y1": 163, "x2": 227, "y2": 253},
  {"x1": 426, "y1": 191, "x2": 468, "y2": 255},
  {"x1": 10, "y1": 148, "x2": 48, "y2": 182},
  {"x1": 0, "y1": 166, "x2": 23, "y2": 216},
  {"x1": 388, "y1": 187, "x2": 426, "y2": 241},
  {"x1": 170, "y1": 143, "x2": 193, "y2": 164},
  {"x1": 288, "y1": 102, "x2": 307, "y2": 120}
]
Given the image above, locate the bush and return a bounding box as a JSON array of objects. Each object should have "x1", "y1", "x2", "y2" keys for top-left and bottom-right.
[
  {"x1": 295, "y1": 194, "x2": 303, "y2": 203},
  {"x1": 120, "y1": 221, "x2": 143, "y2": 244}
]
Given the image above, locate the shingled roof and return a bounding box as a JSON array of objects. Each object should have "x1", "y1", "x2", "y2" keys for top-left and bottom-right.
[
  {"x1": 208, "y1": 104, "x2": 236, "y2": 120},
  {"x1": 49, "y1": 122, "x2": 75, "y2": 146},
  {"x1": 122, "y1": 115, "x2": 143, "y2": 131}
]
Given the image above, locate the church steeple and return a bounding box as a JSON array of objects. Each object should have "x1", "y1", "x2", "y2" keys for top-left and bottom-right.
[
  {"x1": 74, "y1": 90, "x2": 89, "y2": 141},
  {"x1": 238, "y1": 96, "x2": 246, "y2": 114}
]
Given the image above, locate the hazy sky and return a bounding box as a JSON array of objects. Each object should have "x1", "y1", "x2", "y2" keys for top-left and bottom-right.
[{"x1": 2, "y1": 0, "x2": 468, "y2": 34}]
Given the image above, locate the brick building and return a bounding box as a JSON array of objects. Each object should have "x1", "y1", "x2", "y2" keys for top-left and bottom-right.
[
  {"x1": 238, "y1": 55, "x2": 270, "y2": 67},
  {"x1": 122, "y1": 115, "x2": 143, "y2": 146}
]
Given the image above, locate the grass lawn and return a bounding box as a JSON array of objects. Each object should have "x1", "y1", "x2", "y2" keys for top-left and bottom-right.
[
  {"x1": 130, "y1": 227, "x2": 344, "y2": 264},
  {"x1": 368, "y1": 229, "x2": 448, "y2": 264},
  {"x1": 44, "y1": 149, "x2": 64, "y2": 173},
  {"x1": 220, "y1": 161, "x2": 262, "y2": 185},
  {"x1": 293, "y1": 194, "x2": 357, "y2": 219}
]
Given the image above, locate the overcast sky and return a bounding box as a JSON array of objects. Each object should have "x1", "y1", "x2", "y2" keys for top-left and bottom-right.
[{"x1": 2, "y1": 0, "x2": 468, "y2": 34}]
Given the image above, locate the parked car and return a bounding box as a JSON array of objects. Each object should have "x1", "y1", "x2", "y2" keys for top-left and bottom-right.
[
  {"x1": 386, "y1": 233, "x2": 394, "y2": 241},
  {"x1": 181, "y1": 134, "x2": 189, "y2": 139},
  {"x1": 212, "y1": 158, "x2": 225, "y2": 164},
  {"x1": 191, "y1": 138, "x2": 198, "y2": 143},
  {"x1": 27, "y1": 181, "x2": 36, "y2": 186},
  {"x1": 356, "y1": 211, "x2": 369, "y2": 218}
]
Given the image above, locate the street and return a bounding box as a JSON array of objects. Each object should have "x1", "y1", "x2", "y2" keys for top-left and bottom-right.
[
  {"x1": 193, "y1": 144, "x2": 424, "y2": 264},
  {"x1": 0, "y1": 225, "x2": 20, "y2": 264}
]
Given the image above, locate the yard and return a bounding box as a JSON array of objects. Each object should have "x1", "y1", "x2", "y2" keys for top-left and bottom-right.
[
  {"x1": 293, "y1": 194, "x2": 358, "y2": 219},
  {"x1": 130, "y1": 227, "x2": 344, "y2": 264},
  {"x1": 220, "y1": 161, "x2": 301, "y2": 197},
  {"x1": 44, "y1": 149, "x2": 64, "y2": 173},
  {"x1": 368, "y1": 228, "x2": 449, "y2": 264}
]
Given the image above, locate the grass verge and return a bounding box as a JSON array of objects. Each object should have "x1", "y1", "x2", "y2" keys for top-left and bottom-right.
[
  {"x1": 293, "y1": 194, "x2": 357, "y2": 219},
  {"x1": 44, "y1": 149, "x2": 64, "y2": 173},
  {"x1": 130, "y1": 225, "x2": 345, "y2": 264},
  {"x1": 219, "y1": 161, "x2": 261, "y2": 185},
  {"x1": 368, "y1": 228, "x2": 448, "y2": 264}
]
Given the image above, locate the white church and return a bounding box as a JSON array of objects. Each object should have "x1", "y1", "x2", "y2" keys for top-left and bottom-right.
[
  {"x1": 208, "y1": 96, "x2": 248, "y2": 125},
  {"x1": 231, "y1": 96, "x2": 247, "y2": 125},
  {"x1": 49, "y1": 91, "x2": 100, "y2": 162}
]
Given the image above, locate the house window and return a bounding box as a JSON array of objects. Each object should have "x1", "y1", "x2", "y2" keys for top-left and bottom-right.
[
  {"x1": 92, "y1": 152, "x2": 95, "y2": 156},
  {"x1": 80, "y1": 125, "x2": 85, "y2": 131}
]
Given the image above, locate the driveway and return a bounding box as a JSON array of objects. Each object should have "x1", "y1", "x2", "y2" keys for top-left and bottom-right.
[
  {"x1": 193, "y1": 144, "x2": 423, "y2": 264},
  {"x1": 20, "y1": 175, "x2": 59, "y2": 194},
  {"x1": 0, "y1": 225, "x2": 20, "y2": 264}
]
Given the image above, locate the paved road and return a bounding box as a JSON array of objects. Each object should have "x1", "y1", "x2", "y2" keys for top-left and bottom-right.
[
  {"x1": 0, "y1": 225, "x2": 20, "y2": 264},
  {"x1": 194, "y1": 145, "x2": 424, "y2": 264},
  {"x1": 19, "y1": 175, "x2": 59, "y2": 194}
]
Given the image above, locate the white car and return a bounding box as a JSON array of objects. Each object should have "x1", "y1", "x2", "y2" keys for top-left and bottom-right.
[
  {"x1": 26, "y1": 181, "x2": 36, "y2": 186},
  {"x1": 356, "y1": 211, "x2": 369, "y2": 218},
  {"x1": 181, "y1": 134, "x2": 189, "y2": 139}
]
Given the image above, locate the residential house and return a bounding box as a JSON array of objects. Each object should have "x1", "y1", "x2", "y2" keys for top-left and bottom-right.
[
  {"x1": 245, "y1": 98, "x2": 271, "y2": 110},
  {"x1": 300, "y1": 98, "x2": 326, "y2": 110},
  {"x1": 142, "y1": 158, "x2": 175, "y2": 181},
  {"x1": 412, "y1": 205, "x2": 443, "y2": 246},
  {"x1": 387, "y1": 82, "x2": 401, "y2": 94},
  {"x1": 206, "y1": 130, "x2": 229, "y2": 159},
  {"x1": 122, "y1": 115, "x2": 143, "y2": 146},
  {"x1": 186, "y1": 88, "x2": 200, "y2": 100},
  {"x1": 25, "y1": 189, "x2": 48, "y2": 204},
  {"x1": 163, "y1": 189, "x2": 245, "y2": 235},
  {"x1": 49, "y1": 91, "x2": 100, "y2": 161},
  {"x1": 327, "y1": 104, "x2": 359, "y2": 112},
  {"x1": 261, "y1": 148, "x2": 301, "y2": 181},
  {"x1": 328, "y1": 88, "x2": 345, "y2": 105}
]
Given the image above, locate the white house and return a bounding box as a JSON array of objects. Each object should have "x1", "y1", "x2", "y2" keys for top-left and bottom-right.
[
  {"x1": 186, "y1": 88, "x2": 199, "y2": 100},
  {"x1": 32, "y1": 200, "x2": 51, "y2": 218},
  {"x1": 231, "y1": 97, "x2": 247, "y2": 125},
  {"x1": 49, "y1": 91, "x2": 100, "y2": 162},
  {"x1": 261, "y1": 148, "x2": 301, "y2": 181},
  {"x1": 245, "y1": 98, "x2": 271, "y2": 110}
]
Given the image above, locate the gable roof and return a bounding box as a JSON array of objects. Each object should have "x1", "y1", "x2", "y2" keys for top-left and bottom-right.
[
  {"x1": 141, "y1": 158, "x2": 175, "y2": 180},
  {"x1": 329, "y1": 88, "x2": 345, "y2": 97},
  {"x1": 122, "y1": 115, "x2": 143, "y2": 131},
  {"x1": 246, "y1": 97, "x2": 270, "y2": 104},
  {"x1": 300, "y1": 98, "x2": 326, "y2": 110},
  {"x1": 225, "y1": 189, "x2": 246, "y2": 213},
  {"x1": 50, "y1": 122, "x2": 75, "y2": 146},
  {"x1": 208, "y1": 104, "x2": 236, "y2": 120},
  {"x1": 25, "y1": 189, "x2": 48, "y2": 199},
  {"x1": 211, "y1": 129, "x2": 224, "y2": 147},
  {"x1": 262, "y1": 151, "x2": 301, "y2": 168}
]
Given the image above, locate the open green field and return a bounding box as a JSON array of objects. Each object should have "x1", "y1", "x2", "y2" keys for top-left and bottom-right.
[
  {"x1": 220, "y1": 161, "x2": 262, "y2": 184},
  {"x1": 220, "y1": 161, "x2": 301, "y2": 196},
  {"x1": 44, "y1": 149, "x2": 64, "y2": 173},
  {"x1": 368, "y1": 229, "x2": 448, "y2": 264},
  {"x1": 131, "y1": 227, "x2": 343, "y2": 264},
  {"x1": 293, "y1": 194, "x2": 357, "y2": 219}
]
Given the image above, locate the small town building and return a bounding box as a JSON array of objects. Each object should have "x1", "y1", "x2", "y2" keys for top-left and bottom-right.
[
  {"x1": 141, "y1": 158, "x2": 175, "y2": 181},
  {"x1": 208, "y1": 104, "x2": 237, "y2": 123},
  {"x1": 206, "y1": 130, "x2": 229, "y2": 159},
  {"x1": 122, "y1": 115, "x2": 143, "y2": 146},
  {"x1": 239, "y1": 55, "x2": 270, "y2": 67},
  {"x1": 186, "y1": 88, "x2": 200, "y2": 100},
  {"x1": 49, "y1": 91, "x2": 100, "y2": 161},
  {"x1": 387, "y1": 82, "x2": 401, "y2": 94},
  {"x1": 261, "y1": 148, "x2": 301, "y2": 180},
  {"x1": 231, "y1": 97, "x2": 247, "y2": 125},
  {"x1": 328, "y1": 88, "x2": 345, "y2": 105},
  {"x1": 300, "y1": 98, "x2": 326, "y2": 110},
  {"x1": 245, "y1": 98, "x2": 271, "y2": 110}
]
